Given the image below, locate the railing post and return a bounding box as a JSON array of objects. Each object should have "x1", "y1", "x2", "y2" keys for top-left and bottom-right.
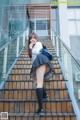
[
  {"x1": 63, "y1": 49, "x2": 68, "y2": 80},
  {"x1": 35, "y1": 18, "x2": 36, "y2": 33},
  {"x1": 52, "y1": 33, "x2": 55, "y2": 46},
  {"x1": 27, "y1": 27, "x2": 29, "y2": 40},
  {"x1": 56, "y1": 37, "x2": 59, "y2": 57},
  {"x1": 2, "y1": 46, "x2": 8, "y2": 78},
  {"x1": 50, "y1": 28, "x2": 52, "y2": 40},
  {"x1": 23, "y1": 32, "x2": 25, "y2": 47},
  {"x1": 16, "y1": 36, "x2": 19, "y2": 57}
]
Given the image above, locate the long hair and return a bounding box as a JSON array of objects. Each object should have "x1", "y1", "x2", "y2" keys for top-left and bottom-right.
[
  {"x1": 28, "y1": 32, "x2": 38, "y2": 49},
  {"x1": 28, "y1": 32, "x2": 38, "y2": 57}
]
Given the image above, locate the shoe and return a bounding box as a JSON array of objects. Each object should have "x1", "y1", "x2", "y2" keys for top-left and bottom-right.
[
  {"x1": 43, "y1": 95, "x2": 49, "y2": 101},
  {"x1": 35, "y1": 109, "x2": 45, "y2": 116},
  {"x1": 44, "y1": 69, "x2": 54, "y2": 81}
]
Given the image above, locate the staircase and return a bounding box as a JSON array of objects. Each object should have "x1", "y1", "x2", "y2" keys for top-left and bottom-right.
[{"x1": 0, "y1": 40, "x2": 76, "y2": 120}]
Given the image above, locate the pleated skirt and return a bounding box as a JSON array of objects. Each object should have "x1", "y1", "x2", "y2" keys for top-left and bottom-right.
[{"x1": 30, "y1": 53, "x2": 55, "y2": 80}]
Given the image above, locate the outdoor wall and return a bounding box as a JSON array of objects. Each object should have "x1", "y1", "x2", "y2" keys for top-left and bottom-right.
[
  {"x1": 9, "y1": 0, "x2": 29, "y2": 4},
  {"x1": 70, "y1": 36, "x2": 80, "y2": 63},
  {"x1": 68, "y1": 7, "x2": 80, "y2": 63},
  {"x1": 51, "y1": 7, "x2": 59, "y2": 34},
  {"x1": 28, "y1": 0, "x2": 51, "y2": 4},
  {"x1": 9, "y1": 0, "x2": 51, "y2": 4},
  {"x1": 67, "y1": 0, "x2": 80, "y2": 3}
]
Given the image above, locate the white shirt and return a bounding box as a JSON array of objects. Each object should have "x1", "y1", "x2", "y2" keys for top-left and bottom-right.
[{"x1": 32, "y1": 42, "x2": 43, "y2": 62}]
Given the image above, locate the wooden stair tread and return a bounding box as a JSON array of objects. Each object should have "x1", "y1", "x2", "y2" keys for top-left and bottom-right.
[
  {"x1": 8, "y1": 112, "x2": 76, "y2": 117},
  {"x1": 17, "y1": 55, "x2": 57, "y2": 59},
  {"x1": 0, "y1": 88, "x2": 68, "y2": 90},
  {"x1": 5, "y1": 79, "x2": 67, "y2": 82},
  {"x1": 12, "y1": 66, "x2": 60, "y2": 69},
  {"x1": 9, "y1": 73, "x2": 62, "y2": 75},
  {"x1": 0, "y1": 98, "x2": 71, "y2": 102},
  {"x1": 15, "y1": 63, "x2": 59, "y2": 65}
]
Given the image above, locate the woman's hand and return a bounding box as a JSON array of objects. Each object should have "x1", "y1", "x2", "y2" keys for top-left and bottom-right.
[{"x1": 29, "y1": 42, "x2": 34, "y2": 49}]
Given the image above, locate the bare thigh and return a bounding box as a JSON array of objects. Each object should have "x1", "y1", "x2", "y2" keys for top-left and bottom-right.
[
  {"x1": 45, "y1": 64, "x2": 50, "y2": 74},
  {"x1": 36, "y1": 64, "x2": 46, "y2": 88}
]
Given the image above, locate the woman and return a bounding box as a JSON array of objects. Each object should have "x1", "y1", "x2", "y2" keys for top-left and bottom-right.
[{"x1": 28, "y1": 32, "x2": 54, "y2": 116}]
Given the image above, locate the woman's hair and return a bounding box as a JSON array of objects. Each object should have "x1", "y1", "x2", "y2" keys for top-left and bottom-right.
[
  {"x1": 28, "y1": 32, "x2": 38, "y2": 57},
  {"x1": 28, "y1": 32, "x2": 38, "y2": 47}
]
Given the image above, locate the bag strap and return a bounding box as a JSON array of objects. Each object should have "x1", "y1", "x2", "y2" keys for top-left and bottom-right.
[{"x1": 42, "y1": 44, "x2": 47, "y2": 49}]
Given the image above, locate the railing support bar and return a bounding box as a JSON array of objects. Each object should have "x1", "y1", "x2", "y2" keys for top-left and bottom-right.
[{"x1": 2, "y1": 46, "x2": 8, "y2": 78}]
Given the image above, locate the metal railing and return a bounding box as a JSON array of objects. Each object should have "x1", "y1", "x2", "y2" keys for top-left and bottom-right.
[
  {"x1": 52, "y1": 29, "x2": 80, "y2": 120},
  {"x1": 0, "y1": 28, "x2": 29, "y2": 85},
  {"x1": 0, "y1": 4, "x2": 30, "y2": 85}
]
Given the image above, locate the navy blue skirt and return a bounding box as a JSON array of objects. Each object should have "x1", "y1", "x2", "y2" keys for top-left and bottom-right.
[{"x1": 30, "y1": 54, "x2": 55, "y2": 80}]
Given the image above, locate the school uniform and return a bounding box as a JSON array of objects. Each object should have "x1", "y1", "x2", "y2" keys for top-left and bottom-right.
[{"x1": 29, "y1": 41, "x2": 54, "y2": 80}]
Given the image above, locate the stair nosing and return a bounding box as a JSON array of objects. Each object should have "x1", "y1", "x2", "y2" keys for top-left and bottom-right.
[
  {"x1": 12, "y1": 67, "x2": 60, "y2": 69},
  {"x1": 0, "y1": 88, "x2": 68, "y2": 91},
  {"x1": 5, "y1": 80, "x2": 67, "y2": 82},
  {"x1": 8, "y1": 112, "x2": 76, "y2": 117},
  {"x1": 0, "y1": 98, "x2": 72, "y2": 102},
  {"x1": 9, "y1": 73, "x2": 62, "y2": 75}
]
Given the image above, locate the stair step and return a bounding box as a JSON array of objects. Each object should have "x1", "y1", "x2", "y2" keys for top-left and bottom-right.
[
  {"x1": 9, "y1": 73, "x2": 62, "y2": 75},
  {"x1": 0, "y1": 98, "x2": 71, "y2": 102},
  {"x1": 23, "y1": 48, "x2": 55, "y2": 51},
  {"x1": 14, "y1": 64, "x2": 32, "y2": 69},
  {"x1": 5, "y1": 79, "x2": 67, "y2": 82},
  {"x1": 4, "y1": 80, "x2": 66, "y2": 89},
  {"x1": 8, "y1": 113, "x2": 76, "y2": 120},
  {"x1": 13, "y1": 64, "x2": 60, "y2": 69},
  {"x1": 15, "y1": 62, "x2": 58, "y2": 66},
  {"x1": 8, "y1": 112, "x2": 76, "y2": 116},
  {"x1": 23, "y1": 50, "x2": 56, "y2": 53},
  {"x1": 12, "y1": 65, "x2": 61, "y2": 69},
  {"x1": 0, "y1": 89, "x2": 69, "y2": 100},
  {"x1": 14, "y1": 62, "x2": 58, "y2": 66},
  {"x1": 21, "y1": 52, "x2": 56, "y2": 56},
  {"x1": 21, "y1": 54, "x2": 56, "y2": 57},
  {"x1": 8, "y1": 74, "x2": 64, "y2": 81},
  {"x1": 15, "y1": 61, "x2": 59, "y2": 65},
  {"x1": 18, "y1": 56, "x2": 57, "y2": 59},
  {"x1": 0, "y1": 88, "x2": 68, "y2": 90},
  {"x1": 16, "y1": 58, "x2": 58, "y2": 62},
  {"x1": 11, "y1": 68, "x2": 61, "y2": 74},
  {"x1": 0, "y1": 100, "x2": 73, "y2": 113}
]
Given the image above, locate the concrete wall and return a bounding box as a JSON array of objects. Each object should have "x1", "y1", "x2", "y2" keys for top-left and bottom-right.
[
  {"x1": 9, "y1": 0, "x2": 51, "y2": 4},
  {"x1": 28, "y1": 0, "x2": 51, "y2": 4},
  {"x1": 70, "y1": 36, "x2": 80, "y2": 63},
  {"x1": 67, "y1": 0, "x2": 80, "y2": 2},
  {"x1": 9, "y1": 0, "x2": 29, "y2": 4}
]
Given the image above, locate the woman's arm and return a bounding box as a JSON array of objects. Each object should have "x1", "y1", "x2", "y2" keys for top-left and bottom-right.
[{"x1": 32, "y1": 42, "x2": 43, "y2": 54}]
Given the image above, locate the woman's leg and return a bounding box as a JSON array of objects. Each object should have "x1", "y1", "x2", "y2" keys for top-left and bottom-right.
[
  {"x1": 32, "y1": 73, "x2": 48, "y2": 99},
  {"x1": 45, "y1": 65, "x2": 50, "y2": 74},
  {"x1": 32, "y1": 76, "x2": 37, "y2": 88},
  {"x1": 35, "y1": 64, "x2": 46, "y2": 116},
  {"x1": 44, "y1": 64, "x2": 54, "y2": 81},
  {"x1": 36, "y1": 64, "x2": 46, "y2": 88}
]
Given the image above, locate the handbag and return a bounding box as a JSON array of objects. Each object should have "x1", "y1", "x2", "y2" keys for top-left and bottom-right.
[{"x1": 40, "y1": 45, "x2": 54, "y2": 61}]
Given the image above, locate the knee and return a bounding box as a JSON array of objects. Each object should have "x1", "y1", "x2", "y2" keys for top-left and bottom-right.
[
  {"x1": 36, "y1": 78, "x2": 44, "y2": 88},
  {"x1": 37, "y1": 84, "x2": 43, "y2": 88}
]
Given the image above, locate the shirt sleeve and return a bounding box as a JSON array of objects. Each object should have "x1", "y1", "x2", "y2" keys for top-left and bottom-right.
[{"x1": 32, "y1": 42, "x2": 43, "y2": 54}]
